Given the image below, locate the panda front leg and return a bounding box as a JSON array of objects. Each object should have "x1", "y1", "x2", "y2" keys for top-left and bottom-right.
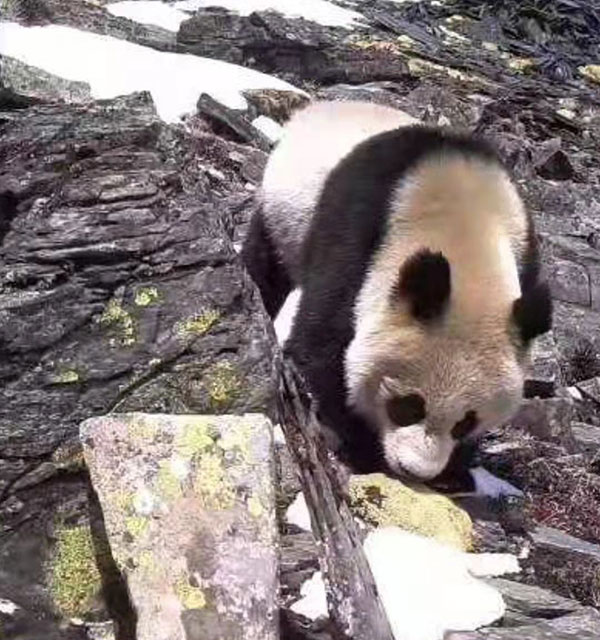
[{"x1": 241, "y1": 207, "x2": 293, "y2": 319}]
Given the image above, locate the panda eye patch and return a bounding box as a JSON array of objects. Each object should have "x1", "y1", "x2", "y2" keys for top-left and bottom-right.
[
  {"x1": 451, "y1": 410, "x2": 479, "y2": 439},
  {"x1": 386, "y1": 394, "x2": 426, "y2": 427}
]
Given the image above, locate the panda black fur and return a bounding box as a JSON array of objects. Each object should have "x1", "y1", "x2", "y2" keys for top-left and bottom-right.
[{"x1": 242, "y1": 100, "x2": 552, "y2": 480}]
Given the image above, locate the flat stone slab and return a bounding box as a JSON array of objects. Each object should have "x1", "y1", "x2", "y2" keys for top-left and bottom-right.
[
  {"x1": 448, "y1": 607, "x2": 600, "y2": 639},
  {"x1": 484, "y1": 578, "x2": 581, "y2": 619},
  {"x1": 80, "y1": 413, "x2": 278, "y2": 640}
]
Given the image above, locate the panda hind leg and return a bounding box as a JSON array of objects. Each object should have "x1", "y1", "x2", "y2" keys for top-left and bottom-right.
[{"x1": 241, "y1": 207, "x2": 293, "y2": 319}]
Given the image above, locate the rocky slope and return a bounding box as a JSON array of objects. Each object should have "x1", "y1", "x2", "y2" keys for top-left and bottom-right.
[{"x1": 2, "y1": 0, "x2": 600, "y2": 638}]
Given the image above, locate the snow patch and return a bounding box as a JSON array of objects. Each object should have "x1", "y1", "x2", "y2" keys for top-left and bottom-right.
[
  {"x1": 174, "y1": 0, "x2": 362, "y2": 28},
  {"x1": 0, "y1": 599, "x2": 19, "y2": 615},
  {"x1": 0, "y1": 23, "x2": 305, "y2": 122},
  {"x1": 463, "y1": 552, "x2": 521, "y2": 578},
  {"x1": 107, "y1": 1, "x2": 189, "y2": 31},
  {"x1": 364, "y1": 527, "x2": 516, "y2": 640},
  {"x1": 252, "y1": 115, "x2": 283, "y2": 142},
  {"x1": 272, "y1": 423, "x2": 287, "y2": 445},
  {"x1": 290, "y1": 571, "x2": 328, "y2": 620},
  {"x1": 285, "y1": 491, "x2": 312, "y2": 531}
]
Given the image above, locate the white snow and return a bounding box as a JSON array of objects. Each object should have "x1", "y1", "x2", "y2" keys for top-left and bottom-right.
[
  {"x1": 290, "y1": 571, "x2": 329, "y2": 620},
  {"x1": 274, "y1": 288, "x2": 302, "y2": 346},
  {"x1": 470, "y1": 466, "x2": 524, "y2": 499},
  {"x1": 252, "y1": 115, "x2": 283, "y2": 142},
  {"x1": 285, "y1": 491, "x2": 312, "y2": 531},
  {"x1": 174, "y1": 0, "x2": 362, "y2": 28},
  {"x1": 272, "y1": 423, "x2": 287, "y2": 445},
  {"x1": 0, "y1": 599, "x2": 19, "y2": 616},
  {"x1": 463, "y1": 552, "x2": 521, "y2": 578},
  {"x1": 107, "y1": 1, "x2": 189, "y2": 31},
  {"x1": 0, "y1": 23, "x2": 305, "y2": 122},
  {"x1": 363, "y1": 527, "x2": 519, "y2": 640}
]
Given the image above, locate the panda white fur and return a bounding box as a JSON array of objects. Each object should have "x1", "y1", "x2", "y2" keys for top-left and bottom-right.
[{"x1": 242, "y1": 100, "x2": 552, "y2": 480}]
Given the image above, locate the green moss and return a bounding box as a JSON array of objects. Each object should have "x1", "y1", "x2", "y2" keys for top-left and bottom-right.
[
  {"x1": 178, "y1": 309, "x2": 221, "y2": 337},
  {"x1": 205, "y1": 361, "x2": 242, "y2": 411},
  {"x1": 175, "y1": 419, "x2": 218, "y2": 460},
  {"x1": 156, "y1": 461, "x2": 183, "y2": 502},
  {"x1": 125, "y1": 516, "x2": 149, "y2": 539},
  {"x1": 100, "y1": 299, "x2": 136, "y2": 346},
  {"x1": 174, "y1": 577, "x2": 206, "y2": 609},
  {"x1": 49, "y1": 524, "x2": 102, "y2": 618},
  {"x1": 193, "y1": 452, "x2": 235, "y2": 510},
  {"x1": 134, "y1": 286, "x2": 160, "y2": 307},
  {"x1": 349, "y1": 473, "x2": 473, "y2": 551}
]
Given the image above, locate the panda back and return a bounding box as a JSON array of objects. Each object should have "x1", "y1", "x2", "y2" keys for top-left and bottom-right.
[{"x1": 260, "y1": 100, "x2": 418, "y2": 280}]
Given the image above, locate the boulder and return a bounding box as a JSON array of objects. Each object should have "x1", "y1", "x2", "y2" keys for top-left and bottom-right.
[{"x1": 81, "y1": 412, "x2": 279, "y2": 640}]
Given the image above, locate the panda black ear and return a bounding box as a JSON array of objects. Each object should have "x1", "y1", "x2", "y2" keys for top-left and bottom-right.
[
  {"x1": 393, "y1": 249, "x2": 451, "y2": 322},
  {"x1": 512, "y1": 281, "x2": 553, "y2": 343}
]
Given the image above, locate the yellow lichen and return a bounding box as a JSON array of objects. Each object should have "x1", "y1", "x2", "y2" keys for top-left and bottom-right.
[
  {"x1": 579, "y1": 64, "x2": 600, "y2": 84},
  {"x1": 175, "y1": 420, "x2": 217, "y2": 460},
  {"x1": 349, "y1": 473, "x2": 473, "y2": 551},
  {"x1": 205, "y1": 361, "x2": 242, "y2": 411},
  {"x1": 248, "y1": 494, "x2": 264, "y2": 519},
  {"x1": 134, "y1": 286, "x2": 160, "y2": 307},
  {"x1": 49, "y1": 524, "x2": 102, "y2": 618},
  {"x1": 52, "y1": 442, "x2": 86, "y2": 472},
  {"x1": 114, "y1": 490, "x2": 133, "y2": 513},
  {"x1": 100, "y1": 299, "x2": 136, "y2": 346},
  {"x1": 127, "y1": 415, "x2": 157, "y2": 442},
  {"x1": 137, "y1": 550, "x2": 158, "y2": 576},
  {"x1": 508, "y1": 57, "x2": 536, "y2": 73},
  {"x1": 125, "y1": 516, "x2": 149, "y2": 539},
  {"x1": 193, "y1": 452, "x2": 235, "y2": 510},
  {"x1": 174, "y1": 577, "x2": 206, "y2": 609},
  {"x1": 177, "y1": 309, "x2": 221, "y2": 337},
  {"x1": 52, "y1": 368, "x2": 80, "y2": 384},
  {"x1": 351, "y1": 39, "x2": 400, "y2": 54},
  {"x1": 157, "y1": 461, "x2": 183, "y2": 502}
]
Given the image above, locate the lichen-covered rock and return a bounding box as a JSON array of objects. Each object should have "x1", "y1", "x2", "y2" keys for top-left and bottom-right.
[
  {"x1": 80, "y1": 412, "x2": 279, "y2": 640},
  {"x1": 348, "y1": 473, "x2": 473, "y2": 551}
]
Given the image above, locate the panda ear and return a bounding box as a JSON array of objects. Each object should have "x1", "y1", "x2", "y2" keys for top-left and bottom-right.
[
  {"x1": 393, "y1": 249, "x2": 451, "y2": 322},
  {"x1": 512, "y1": 281, "x2": 553, "y2": 342}
]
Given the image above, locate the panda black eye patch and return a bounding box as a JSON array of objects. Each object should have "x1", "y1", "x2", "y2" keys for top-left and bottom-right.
[
  {"x1": 386, "y1": 393, "x2": 426, "y2": 427},
  {"x1": 451, "y1": 410, "x2": 479, "y2": 440}
]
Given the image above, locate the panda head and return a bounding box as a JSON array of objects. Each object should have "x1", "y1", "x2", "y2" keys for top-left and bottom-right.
[{"x1": 345, "y1": 248, "x2": 552, "y2": 481}]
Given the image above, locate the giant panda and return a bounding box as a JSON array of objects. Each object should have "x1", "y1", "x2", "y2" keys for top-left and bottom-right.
[{"x1": 242, "y1": 100, "x2": 552, "y2": 481}]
